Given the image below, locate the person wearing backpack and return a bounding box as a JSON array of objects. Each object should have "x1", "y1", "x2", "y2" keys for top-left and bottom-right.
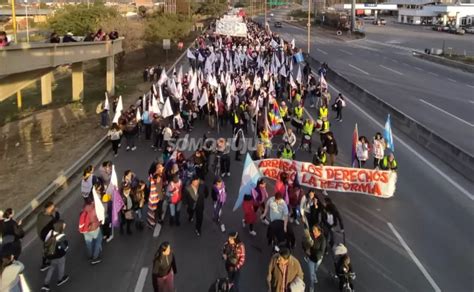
[
  {"x1": 36, "y1": 202, "x2": 60, "y2": 272},
  {"x1": 79, "y1": 197, "x2": 102, "y2": 265},
  {"x1": 321, "y1": 197, "x2": 344, "y2": 250},
  {"x1": 41, "y1": 220, "x2": 69, "y2": 291}
]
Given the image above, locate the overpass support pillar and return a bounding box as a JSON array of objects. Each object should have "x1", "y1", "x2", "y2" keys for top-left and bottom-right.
[
  {"x1": 72, "y1": 62, "x2": 84, "y2": 101},
  {"x1": 41, "y1": 72, "x2": 53, "y2": 105},
  {"x1": 106, "y1": 56, "x2": 115, "y2": 96}
]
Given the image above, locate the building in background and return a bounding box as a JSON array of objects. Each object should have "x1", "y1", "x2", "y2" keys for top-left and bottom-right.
[{"x1": 388, "y1": 0, "x2": 474, "y2": 26}]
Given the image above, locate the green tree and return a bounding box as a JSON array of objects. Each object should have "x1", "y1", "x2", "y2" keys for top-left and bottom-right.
[
  {"x1": 197, "y1": 1, "x2": 228, "y2": 19},
  {"x1": 145, "y1": 14, "x2": 192, "y2": 44},
  {"x1": 47, "y1": 5, "x2": 119, "y2": 36},
  {"x1": 100, "y1": 16, "x2": 145, "y2": 71}
]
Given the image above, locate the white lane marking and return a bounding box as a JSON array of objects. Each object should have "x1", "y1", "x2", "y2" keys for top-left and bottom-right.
[
  {"x1": 428, "y1": 72, "x2": 439, "y2": 77},
  {"x1": 419, "y1": 99, "x2": 474, "y2": 127},
  {"x1": 467, "y1": 84, "x2": 474, "y2": 89},
  {"x1": 447, "y1": 78, "x2": 457, "y2": 83},
  {"x1": 387, "y1": 223, "x2": 442, "y2": 292},
  {"x1": 339, "y1": 49, "x2": 353, "y2": 55},
  {"x1": 153, "y1": 223, "x2": 162, "y2": 238},
  {"x1": 134, "y1": 267, "x2": 149, "y2": 292},
  {"x1": 316, "y1": 48, "x2": 328, "y2": 55},
  {"x1": 354, "y1": 44, "x2": 380, "y2": 52},
  {"x1": 348, "y1": 64, "x2": 370, "y2": 75},
  {"x1": 379, "y1": 65, "x2": 404, "y2": 76},
  {"x1": 414, "y1": 67, "x2": 423, "y2": 71},
  {"x1": 327, "y1": 83, "x2": 473, "y2": 200}
]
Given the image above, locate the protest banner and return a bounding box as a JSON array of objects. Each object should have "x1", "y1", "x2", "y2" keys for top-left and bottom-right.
[
  {"x1": 255, "y1": 159, "x2": 397, "y2": 198},
  {"x1": 216, "y1": 20, "x2": 248, "y2": 37}
]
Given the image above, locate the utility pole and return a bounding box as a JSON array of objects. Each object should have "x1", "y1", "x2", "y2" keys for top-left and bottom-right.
[
  {"x1": 264, "y1": 0, "x2": 267, "y2": 30},
  {"x1": 11, "y1": 0, "x2": 18, "y2": 43},
  {"x1": 351, "y1": 0, "x2": 356, "y2": 32},
  {"x1": 307, "y1": 0, "x2": 311, "y2": 53},
  {"x1": 24, "y1": 0, "x2": 29, "y2": 43}
]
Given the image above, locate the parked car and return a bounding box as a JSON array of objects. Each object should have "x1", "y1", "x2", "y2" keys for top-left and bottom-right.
[
  {"x1": 464, "y1": 27, "x2": 474, "y2": 34},
  {"x1": 372, "y1": 19, "x2": 386, "y2": 25},
  {"x1": 274, "y1": 21, "x2": 282, "y2": 28}
]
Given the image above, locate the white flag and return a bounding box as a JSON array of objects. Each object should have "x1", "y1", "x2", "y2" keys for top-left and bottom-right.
[
  {"x1": 199, "y1": 88, "x2": 208, "y2": 108},
  {"x1": 92, "y1": 187, "x2": 105, "y2": 223},
  {"x1": 162, "y1": 97, "x2": 173, "y2": 118},
  {"x1": 290, "y1": 74, "x2": 297, "y2": 88},
  {"x1": 159, "y1": 85, "x2": 165, "y2": 104},
  {"x1": 187, "y1": 49, "x2": 196, "y2": 60},
  {"x1": 136, "y1": 108, "x2": 142, "y2": 121},
  {"x1": 142, "y1": 94, "x2": 146, "y2": 111},
  {"x1": 296, "y1": 65, "x2": 302, "y2": 84},
  {"x1": 104, "y1": 92, "x2": 110, "y2": 111},
  {"x1": 158, "y1": 68, "x2": 168, "y2": 86},
  {"x1": 177, "y1": 66, "x2": 183, "y2": 84},
  {"x1": 112, "y1": 95, "x2": 123, "y2": 124},
  {"x1": 193, "y1": 86, "x2": 199, "y2": 103},
  {"x1": 152, "y1": 95, "x2": 161, "y2": 116},
  {"x1": 198, "y1": 53, "x2": 205, "y2": 62},
  {"x1": 279, "y1": 65, "x2": 287, "y2": 77},
  {"x1": 320, "y1": 73, "x2": 328, "y2": 90},
  {"x1": 291, "y1": 39, "x2": 295, "y2": 50},
  {"x1": 106, "y1": 165, "x2": 119, "y2": 195},
  {"x1": 152, "y1": 84, "x2": 157, "y2": 96}
]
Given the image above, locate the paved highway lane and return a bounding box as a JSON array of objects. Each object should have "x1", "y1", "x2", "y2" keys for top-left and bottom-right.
[
  {"x1": 18, "y1": 62, "x2": 474, "y2": 292},
  {"x1": 271, "y1": 22, "x2": 474, "y2": 155}
]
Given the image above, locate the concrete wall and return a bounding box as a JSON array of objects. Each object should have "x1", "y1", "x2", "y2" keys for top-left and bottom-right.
[
  {"x1": 304, "y1": 53, "x2": 474, "y2": 182},
  {"x1": 0, "y1": 38, "x2": 123, "y2": 76}
]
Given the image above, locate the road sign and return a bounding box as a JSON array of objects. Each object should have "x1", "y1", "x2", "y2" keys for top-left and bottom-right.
[{"x1": 163, "y1": 39, "x2": 171, "y2": 50}]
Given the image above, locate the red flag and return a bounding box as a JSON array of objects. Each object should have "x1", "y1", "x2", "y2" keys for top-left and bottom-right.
[{"x1": 351, "y1": 123, "x2": 359, "y2": 168}]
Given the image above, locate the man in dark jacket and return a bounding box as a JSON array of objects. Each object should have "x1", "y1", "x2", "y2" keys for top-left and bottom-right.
[
  {"x1": 184, "y1": 176, "x2": 209, "y2": 237},
  {"x1": 41, "y1": 220, "x2": 69, "y2": 291},
  {"x1": 302, "y1": 225, "x2": 326, "y2": 292},
  {"x1": 36, "y1": 201, "x2": 60, "y2": 271}
]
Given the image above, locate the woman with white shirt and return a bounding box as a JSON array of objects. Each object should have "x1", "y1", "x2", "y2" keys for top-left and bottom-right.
[
  {"x1": 372, "y1": 132, "x2": 386, "y2": 169},
  {"x1": 355, "y1": 136, "x2": 369, "y2": 168}
]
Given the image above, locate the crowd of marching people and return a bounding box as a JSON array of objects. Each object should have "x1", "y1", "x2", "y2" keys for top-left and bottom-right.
[{"x1": 0, "y1": 17, "x2": 399, "y2": 292}]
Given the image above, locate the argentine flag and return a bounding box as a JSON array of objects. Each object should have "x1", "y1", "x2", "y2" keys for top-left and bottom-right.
[
  {"x1": 233, "y1": 154, "x2": 263, "y2": 211},
  {"x1": 384, "y1": 114, "x2": 394, "y2": 152}
]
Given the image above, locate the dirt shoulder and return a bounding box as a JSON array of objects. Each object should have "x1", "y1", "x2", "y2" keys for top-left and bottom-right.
[{"x1": 0, "y1": 45, "x2": 188, "y2": 212}]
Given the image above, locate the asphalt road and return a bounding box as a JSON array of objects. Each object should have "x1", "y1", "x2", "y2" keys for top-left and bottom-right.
[
  {"x1": 18, "y1": 56, "x2": 474, "y2": 292},
  {"x1": 268, "y1": 10, "x2": 474, "y2": 156}
]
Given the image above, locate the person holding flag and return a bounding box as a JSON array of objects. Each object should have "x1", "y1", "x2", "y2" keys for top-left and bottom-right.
[{"x1": 351, "y1": 124, "x2": 359, "y2": 168}]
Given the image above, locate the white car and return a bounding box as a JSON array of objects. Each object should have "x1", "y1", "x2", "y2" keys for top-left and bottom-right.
[{"x1": 464, "y1": 27, "x2": 474, "y2": 34}]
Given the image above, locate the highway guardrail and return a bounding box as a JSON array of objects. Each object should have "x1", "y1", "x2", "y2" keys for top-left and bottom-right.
[{"x1": 304, "y1": 53, "x2": 474, "y2": 182}]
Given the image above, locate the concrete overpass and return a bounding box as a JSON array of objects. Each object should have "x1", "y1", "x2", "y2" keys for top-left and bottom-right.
[{"x1": 0, "y1": 38, "x2": 123, "y2": 105}]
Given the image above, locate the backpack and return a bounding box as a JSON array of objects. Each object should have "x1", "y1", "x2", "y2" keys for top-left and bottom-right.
[
  {"x1": 78, "y1": 209, "x2": 90, "y2": 233},
  {"x1": 44, "y1": 234, "x2": 57, "y2": 259}
]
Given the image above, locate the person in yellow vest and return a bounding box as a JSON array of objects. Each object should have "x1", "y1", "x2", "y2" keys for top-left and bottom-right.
[
  {"x1": 232, "y1": 109, "x2": 240, "y2": 134},
  {"x1": 279, "y1": 143, "x2": 294, "y2": 160},
  {"x1": 280, "y1": 101, "x2": 290, "y2": 122},
  {"x1": 302, "y1": 119, "x2": 315, "y2": 136},
  {"x1": 319, "y1": 104, "x2": 328, "y2": 120},
  {"x1": 260, "y1": 129, "x2": 272, "y2": 156},
  {"x1": 292, "y1": 103, "x2": 304, "y2": 134},
  {"x1": 312, "y1": 146, "x2": 327, "y2": 166},
  {"x1": 319, "y1": 116, "x2": 330, "y2": 143},
  {"x1": 380, "y1": 152, "x2": 398, "y2": 171}
]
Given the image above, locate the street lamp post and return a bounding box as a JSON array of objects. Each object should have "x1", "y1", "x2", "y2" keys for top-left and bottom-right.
[
  {"x1": 24, "y1": 0, "x2": 30, "y2": 43},
  {"x1": 307, "y1": 0, "x2": 311, "y2": 53},
  {"x1": 264, "y1": 0, "x2": 267, "y2": 30},
  {"x1": 11, "y1": 0, "x2": 18, "y2": 43}
]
